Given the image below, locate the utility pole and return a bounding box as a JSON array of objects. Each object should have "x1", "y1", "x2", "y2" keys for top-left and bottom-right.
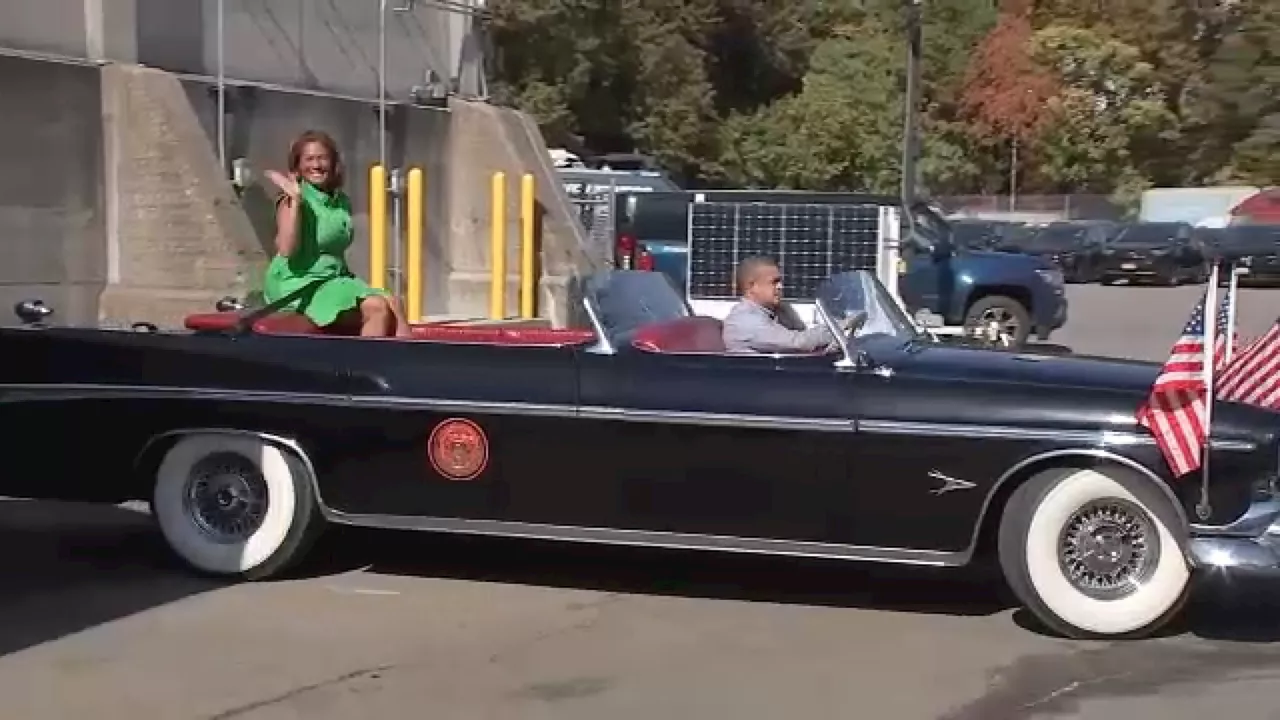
[{"x1": 900, "y1": 0, "x2": 923, "y2": 208}]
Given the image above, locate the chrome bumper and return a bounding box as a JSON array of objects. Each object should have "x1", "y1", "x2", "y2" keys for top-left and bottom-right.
[{"x1": 1189, "y1": 499, "x2": 1280, "y2": 574}]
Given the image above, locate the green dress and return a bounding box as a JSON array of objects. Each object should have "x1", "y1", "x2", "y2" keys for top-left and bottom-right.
[{"x1": 263, "y1": 181, "x2": 387, "y2": 327}]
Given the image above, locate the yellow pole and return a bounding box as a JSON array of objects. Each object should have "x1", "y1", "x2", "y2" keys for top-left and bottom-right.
[
  {"x1": 519, "y1": 173, "x2": 536, "y2": 319},
  {"x1": 368, "y1": 164, "x2": 387, "y2": 290},
  {"x1": 489, "y1": 171, "x2": 507, "y2": 320},
  {"x1": 406, "y1": 167, "x2": 424, "y2": 322}
]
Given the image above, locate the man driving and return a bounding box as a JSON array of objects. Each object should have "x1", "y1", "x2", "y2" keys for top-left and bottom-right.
[{"x1": 722, "y1": 256, "x2": 837, "y2": 354}]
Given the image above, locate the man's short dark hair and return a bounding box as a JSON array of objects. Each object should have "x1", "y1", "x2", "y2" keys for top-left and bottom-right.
[{"x1": 736, "y1": 256, "x2": 778, "y2": 293}]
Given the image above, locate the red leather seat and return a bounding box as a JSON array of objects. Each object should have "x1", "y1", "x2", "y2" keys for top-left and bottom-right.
[
  {"x1": 410, "y1": 324, "x2": 595, "y2": 346},
  {"x1": 183, "y1": 311, "x2": 324, "y2": 335},
  {"x1": 631, "y1": 317, "x2": 726, "y2": 354}
]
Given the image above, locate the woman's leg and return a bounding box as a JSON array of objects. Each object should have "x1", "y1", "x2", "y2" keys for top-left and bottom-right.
[
  {"x1": 358, "y1": 296, "x2": 394, "y2": 337},
  {"x1": 385, "y1": 295, "x2": 412, "y2": 338}
]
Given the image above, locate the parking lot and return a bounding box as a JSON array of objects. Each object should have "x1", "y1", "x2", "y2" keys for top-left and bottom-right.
[{"x1": 2, "y1": 283, "x2": 1278, "y2": 720}]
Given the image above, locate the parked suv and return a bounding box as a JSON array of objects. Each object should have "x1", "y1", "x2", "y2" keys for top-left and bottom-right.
[{"x1": 612, "y1": 192, "x2": 1067, "y2": 347}]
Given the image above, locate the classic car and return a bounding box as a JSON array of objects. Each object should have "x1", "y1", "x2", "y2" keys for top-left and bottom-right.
[
  {"x1": 2, "y1": 269, "x2": 1278, "y2": 641},
  {"x1": 1098, "y1": 222, "x2": 1211, "y2": 286},
  {"x1": 1014, "y1": 221, "x2": 1118, "y2": 284}
]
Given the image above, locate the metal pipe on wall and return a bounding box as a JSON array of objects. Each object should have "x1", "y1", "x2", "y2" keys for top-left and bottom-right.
[
  {"x1": 389, "y1": 167, "x2": 405, "y2": 300},
  {"x1": 216, "y1": 0, "x2": 226, "y2": 174},
  {"x1": 378, "y1": 0, "x2": 388, "y2": 172}
]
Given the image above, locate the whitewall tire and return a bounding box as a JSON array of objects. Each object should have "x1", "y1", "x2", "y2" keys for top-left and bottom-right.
[
  {"x1": 998, "y1": 466, "x2": 1192, "y2": 639},
  {"x1": 152, "y1": 433, "x2": 323, "y2": 580}
]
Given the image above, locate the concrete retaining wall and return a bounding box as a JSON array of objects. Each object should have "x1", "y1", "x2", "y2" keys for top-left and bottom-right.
[{"x1": 0, "y1": 53, "x2": 105, "y2": 325}]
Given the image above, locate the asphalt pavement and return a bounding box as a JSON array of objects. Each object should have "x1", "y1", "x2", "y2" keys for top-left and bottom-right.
[{"x1": 2, "y1": 282, "x2": 1279, "y2": 720}]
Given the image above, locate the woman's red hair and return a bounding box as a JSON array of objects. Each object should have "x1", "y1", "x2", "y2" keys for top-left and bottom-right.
[{"x1": 287, "y1": 130, "x2": 345, "y2": 191}]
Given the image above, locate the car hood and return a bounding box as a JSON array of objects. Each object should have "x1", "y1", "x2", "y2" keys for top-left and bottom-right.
[
  {"x1": 1106, "y1": 242, "x2": 1172, "y2": 253},
  {"x1": 867, "y1": 339, "x2": 1279, "y2": 445},
  {"x1": 888, "y1": 341, "x2": 1159, "y2": 396},
  {"x1": 960, "y1": 249, "x2": 1054, "y2": 270},
  {"x1": 1025, "y1": 244, "x2": 1078, "y2": 255}
]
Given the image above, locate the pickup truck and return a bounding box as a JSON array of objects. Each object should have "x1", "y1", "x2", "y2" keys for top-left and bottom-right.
[{"x1": 611, "y1": 191, "x2": 1067, "y2": 346}]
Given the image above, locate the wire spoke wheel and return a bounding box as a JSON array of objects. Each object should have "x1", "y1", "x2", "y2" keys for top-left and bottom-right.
[{"x1": 1057, "y1": 498, "x2": 1160, "y2": 601}]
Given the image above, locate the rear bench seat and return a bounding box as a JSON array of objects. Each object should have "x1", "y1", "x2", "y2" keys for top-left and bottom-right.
[
  {"x1": 183, "y1": 311, "x2": 326, "y2": 335},
  {"x1": 631, "y1": 317, "x2": 726, "y2": 354},
  {"x1": 184, "y1": 310, "x2": 597, "y2": 345},
  {"x1": 409, "y1": 325, "x2": 595, "y2": 345}
]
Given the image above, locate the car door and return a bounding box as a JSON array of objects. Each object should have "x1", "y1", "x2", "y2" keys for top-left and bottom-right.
[{"x1": 570, "y1": 349, "x2": 859, "y2": 545}]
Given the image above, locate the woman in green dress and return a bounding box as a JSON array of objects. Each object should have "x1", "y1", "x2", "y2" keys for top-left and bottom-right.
[{"x1": 262, "y1": 130, "x2": 410, "y2": 338}]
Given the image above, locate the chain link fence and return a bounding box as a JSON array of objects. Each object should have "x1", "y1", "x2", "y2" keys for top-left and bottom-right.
[{"x1": 937, "y1": 194, "x2": 1128, "y2": 222}]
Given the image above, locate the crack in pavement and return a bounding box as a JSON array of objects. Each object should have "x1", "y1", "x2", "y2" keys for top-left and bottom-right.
[
  {"x1": 486, "y1": 593, "x2": 626, "y2": 666},
  {"x1": 938, "y1": 641, "x2": 1280, "y2": 720},
  {"x1": 203, "y1": 664, "x2": 396, "y2": 720}
]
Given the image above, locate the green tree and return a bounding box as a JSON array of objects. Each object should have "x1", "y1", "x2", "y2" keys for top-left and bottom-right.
[
  {"x1": 1192, "y1": 0, "x2": 1280, "y2": 184},
  {"x1": 1029, "y1": 24, "x2": 1178, "y2": 199},
  {"x1": 717, "y1": 22, "x2": 903, "y2": 192}
]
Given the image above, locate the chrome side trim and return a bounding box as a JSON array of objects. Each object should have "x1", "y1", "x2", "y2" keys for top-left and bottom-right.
[
  {"x1": 578, "y1": 406, "x2": 853, "y2": 432},
  {"x1": 861, "y1": 418, "x2": 1256, "y2": 452},
  {"x1": 322, "y1": 510, "x2": 968, "y2": 567},
  {"x1": 969, "y1": 448, "x2": 1191, "y2": 558},
  {"x1": 13, "y1": 382, "x2": 1261, "y2": 449},
  {"x1": 859, "y1": 419, "x2": 1148, "y2": 445}
]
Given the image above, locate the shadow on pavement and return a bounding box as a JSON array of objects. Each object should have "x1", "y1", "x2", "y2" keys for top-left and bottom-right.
[
  {"x1": 1009, "y1": 573, "x2": 1280, "y2": 642},
  {"x1": 302, "y1": 527, "x2": 1016, "y2": 618},
  {"x1": 0, "y1": 499, "x2": 221, "y2": 658}
]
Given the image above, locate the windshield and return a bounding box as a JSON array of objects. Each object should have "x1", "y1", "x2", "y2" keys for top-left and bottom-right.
[
  {"x1": 952, "y1": 222, "x2": 997, "y2": 248},
  {"x1": 584, "y1": 269, "x2": 690, "y2": 345},
  {"x1": 1028, "y1": 226, "x2": 1084, "y2": 249},
  {"x1": 815, "y1": 270, "x2": 919, "y2": 345},
  {"x1": 1112, "y1": 223, "x2": 1186, "y2": 245}
]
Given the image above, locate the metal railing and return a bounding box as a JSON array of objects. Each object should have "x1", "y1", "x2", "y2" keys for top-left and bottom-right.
[{"x1": 565, "y1": 181, "x2": 618, "y2": 270}]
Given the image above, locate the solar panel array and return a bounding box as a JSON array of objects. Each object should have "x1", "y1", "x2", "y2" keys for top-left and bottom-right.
[{"x1": 687, "y1": 202, "x2": 882, "y2": 300}]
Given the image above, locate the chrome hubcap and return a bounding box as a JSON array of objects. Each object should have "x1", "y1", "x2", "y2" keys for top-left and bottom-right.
[
  {"x1": 1058, "y1": 498, "x2": 1160, "y2": 600},
  {"x1": 182, "y1": 452, "x2": 269, "y2": 544}
]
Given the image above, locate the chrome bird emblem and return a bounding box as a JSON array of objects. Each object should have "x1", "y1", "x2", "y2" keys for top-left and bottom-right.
[{"x1": 928, "y1": 470, "x2": 975, "y2": 495}]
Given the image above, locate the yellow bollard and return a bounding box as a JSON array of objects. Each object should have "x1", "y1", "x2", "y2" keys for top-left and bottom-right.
[
  {"x1": 406, "y1": 167, "x2": 424, "y2": 322},
  {"x1": 489, "y1": 171, "x2": 507, "y2": 320},
  {"x1": 519, "y1": 173, "x2": 536, "y2": 319},
  {"x1": 368, "y1": 164, "x2": 387, "y2": 290}
]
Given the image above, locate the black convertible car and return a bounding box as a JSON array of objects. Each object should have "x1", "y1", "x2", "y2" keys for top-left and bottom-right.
[{"x1": 2, "y1": 269, "x2": 1278, "y2": 641}]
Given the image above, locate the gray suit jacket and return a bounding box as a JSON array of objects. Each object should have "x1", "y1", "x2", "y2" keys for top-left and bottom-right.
[{"x1": 721, "y1": 299, "x2": 834, "y2": 354}]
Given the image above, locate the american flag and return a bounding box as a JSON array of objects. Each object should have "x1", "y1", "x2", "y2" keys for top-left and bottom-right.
[
  {"x1": 1136, "y1": 288, "x2": 1235, "y2": 477},
  {"x1": 1217, "y1": 319, "x2": 1280, "y2": 410}
]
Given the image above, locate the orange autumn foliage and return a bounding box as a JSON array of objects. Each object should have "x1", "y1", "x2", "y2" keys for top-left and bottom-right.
[{"x1": 961, "y1": 0, "x2": 1060, "y2": 143}]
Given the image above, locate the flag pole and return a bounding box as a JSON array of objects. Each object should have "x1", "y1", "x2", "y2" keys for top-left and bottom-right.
[
  {"x1": 1224, "y1": 261, "x2": 1240, "y2": 364},
  {"x1": 1196, "y1": 261, "x2": 1221, "y2": 521}
]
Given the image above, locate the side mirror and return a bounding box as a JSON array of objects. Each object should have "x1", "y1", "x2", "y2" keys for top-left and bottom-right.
[
  {"x1": 13, "y1": 299, "x2": 53, "y2": 325},
  {"x1": 216, "y1": 296, "x2": 246, "y2": 313},
  {"x1": 914, "y1": 310, "x2": 945, "y2": 329}
]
